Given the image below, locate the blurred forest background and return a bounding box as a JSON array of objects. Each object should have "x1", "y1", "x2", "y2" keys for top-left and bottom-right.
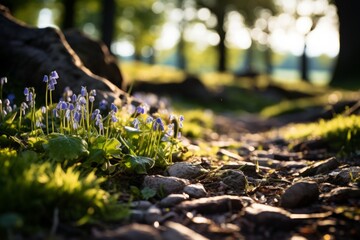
[{"x1": 0, "y1": 0, "x2": 358, "y2": 88}]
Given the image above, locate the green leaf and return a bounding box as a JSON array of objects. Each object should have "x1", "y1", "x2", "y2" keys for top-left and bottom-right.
[
  {"x1": 43, "y1": 134, "x2": 89, "y2": 163},
  {"x1": 124, "y1": 126, "x2": 142, "y2": 134},
  {"x1": 86, "y1": 137, "x2": 121, "y2": 167},
  {"x1": 122, "y1": 155, "x2": 155, "y2": 174},
  {"x1": 141, "y1": 187, "x2": 156, "y2": 200}
]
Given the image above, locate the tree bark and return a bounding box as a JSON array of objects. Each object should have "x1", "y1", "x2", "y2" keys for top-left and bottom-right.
[
  {"x1": 62, "y1": 0, "x2": 76, "y2": 30},
  {"x1": 331, "y1": 0, "x2": 360, "y2": 86},
  {"x1": 101, "y1": 0, "x2": 116, "y2": 52},
  {"x1": 300, "y1": 43, "x2": 309, "y2": 81},
  {"x1": 215, "y1": 7, "x2": 226, "y2": 72}
]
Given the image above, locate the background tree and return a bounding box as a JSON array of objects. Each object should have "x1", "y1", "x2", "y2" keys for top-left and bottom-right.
[
  {"x1": 196, "y1": 0, "x2": 275, "y2": 73},
  {"x1": 331, "y1": 0, "x2": 360, "y2": 87}
]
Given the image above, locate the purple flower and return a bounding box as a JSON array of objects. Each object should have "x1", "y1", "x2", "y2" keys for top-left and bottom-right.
[
  {"x1": 146, "y1": 116, "x2": 154, "y2": 124},
  {"x1": 99, "y1": 99, "x2": 108, "y2": 110},
  {"x1": 60, "y1": 101, "x2": 68, "y2": 110},
  {"x1": 179, "y1": 115, "x2": 184, "y2": 122},
  {"x1": 52, "y1": 109, "x2": 59, "y2": 118},
  {"x1": 71, "y1": 94, "x2": 77, "y2": 103},
  {"x1": 78, "y1": 96, "x2": 86, "y2": 105},
  {"x1": 111, "y1": 114, "x2": 118, "y2": 123},
  {"x1": 89, "y1": 96, "x2": 95, "y2": 103},
  {"x1": 4, "y1": 99, "x2": 10, "y2": 106},
  {"x1": 81, "y1": 86, "x2": 87, "y2": 97},
  {"x1": 24, "y1": 88, "x2": 29, "y2": 96},
  {"x1": 43, "y1": 75, "x2": 49, "y2": 83},
  {"x1": 68, "y1": 103, "x2": 75, "y2": 111},
  {"x1": 111, "y1": 103, "x2": 118, "y2": 113},
  {"x1": 91, "y1": 109, "x2": 100, "y2": 120},
  {"x1": 74, "y1": 111, "x2": 81, "y2": 122},
  {"x1": 50, "y1": 70, "x2": 59, "y2": 79},
  {"x1": 153, "y1": 117, "x2": 164, "y2": 131},
  {"x1": 65, "y1": 109, "x2": 71, "y2": 120},
  {"x1": 132, "y1": 118, "x2": 140, "y2": 129},
  {"x1": 136, "y1": 106, "x2": 145, "y2": 114}
]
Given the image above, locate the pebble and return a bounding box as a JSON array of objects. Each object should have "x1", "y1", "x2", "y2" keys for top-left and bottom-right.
[
  {"x1": 167, "y1": 162, "x2": 208, "y2": 179},
  {"x1": 92, "y1": 223, "x2": 162, "y2": 240},
  {"x1": 159, "y1": 193, "x2": 189, "y2": 208},
  {"x1": 162, "y1": 221, "x2": 209, "y2": 240},
  {"x1": 143, "y1": 175, "x2": 190, "y2": 195},
  {"x1": 176, "y1": 195, "x2": 246, "y2": 214},
  {"x1": 220, "y1": 169, "x2": 248, "y2": 194},
  {"x1": 183, "y1": 183, "x2": 207, "y2": 198},
  {"x1": 131, "y1": 200, "x2": 153, "y2": 210},
  {"x1": 144, "y1": 206, "x2": 162, "y2": 224},
  {"x1": 300, "y1": 157, "x2": 339, "y2": 177},
  {"x1": 322, "y1": 187, "x2": 360, "y2": 203},
  {"x1": 333, "y1": 166, "x2": 360, "y2": 185},
  {"x1": 280, "y1": 181, "x2": 319, "y2": 208}
]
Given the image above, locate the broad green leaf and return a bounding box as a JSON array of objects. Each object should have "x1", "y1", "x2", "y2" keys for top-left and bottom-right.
[
  {"x1": 43, "y1": 134, "x2": 89, "y2": 163},
  {"x1": 141, "y1": 187, "x2": 156, "y2": 200},
  {"x1": 122, "y1": 155, "x2": 155, "y2": 174},
  {"x1": 87, "y1": 137, "x2": 121, "y2": 167}
]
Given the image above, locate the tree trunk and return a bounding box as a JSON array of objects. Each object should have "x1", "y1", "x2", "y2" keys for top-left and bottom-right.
[
  {"x1": 300, "y1": 43, "x2": 309, "y2": 81},
  {"x1": 101, "y1": 0, "x2": 115, "y2": 53},
  {"x1": 62, "y1": 0, "x2": 76, "y2": 30},
  {"x1": 331, "y1": 0, "x2": 360, "y2": 86},
  {"x1": 215, "y1": 7, "x2": 226, "y2": 72}
]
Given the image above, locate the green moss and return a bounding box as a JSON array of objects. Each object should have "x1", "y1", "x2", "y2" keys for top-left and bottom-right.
[
  {"x1": 284, "y1": 114, "x2": 360, "y2": 153},
  {"x1": 0, "y1": 149, "x2": 128, "y2": 235}
]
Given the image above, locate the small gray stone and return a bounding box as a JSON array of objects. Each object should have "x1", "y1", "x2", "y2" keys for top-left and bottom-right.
[
  {"x1": 280, "y1": 181, "x2": 319, "y2": 208},
  {"x1": 92, "y1": 223, "x2": 162, "y2": 240},
  {"x1": 299, "y1": 157, "x2": 339, "y2": 177},
  {"x1": 131, "y1": 200, "x2": 153, "y2": 210},
  {"x1": 221, "y1": 169, "x2": 248, "y2": 194},
  {"x1": 334, "y1": 167, "x2": 360, "y2": 185},
  {"x1": 162, "y1": 221, "x2": 209, "y2": 240},
  {"x1": 144, "y1": 206, "x2": 162, "y2": 224},
  {"x1": 167, "y1": 162, "x2": 208, "y2": 179},
  {"x1": 159, "y1": 193, "x2": 189, "y2": 208},
  {"x1": 143, "y1": 175, "x2": 190, "y2": 195},
  {"x1": 176, "y1": 195, "x2": 246, "y2": 214},
  {"x1": 322, "y1": 187, "x2": 360, "y2": 203},
  {"x1": 129, "y1": 209, "x2": 145, "y2": 222},
  {"x1": 184, "y1": 183, "x2": 207, "y2": 198}
]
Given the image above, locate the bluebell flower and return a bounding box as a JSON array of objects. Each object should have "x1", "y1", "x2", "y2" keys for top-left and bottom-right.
[
  {"x1": 71, "y1": 94, "x2": 77, "y2": 103},
  {"x1": 74, "y1": 111, "x2": 81, "y2": 122},
  {"x1": 78, "y1": 96, "x2": 86, "y2": 105},
  {"x1": 50, "y1": 70, "x2": 59, "y2": 80},
  {"x1": 73, "y1": 122, "x2": 78, "y2": 130},
  {"x1": 61, "y1": 101, "x2": 68, "y2": 110},
  {"x1": 1, "y1": 77, "x2": 7, "y2": 85},
  {"x1": 24, "y1": 88, "x2": 29, "y2": 96},
  {"x1": 146, "y1": 116, "x2": 154, "y2": 124},
  {"x1": 179, "y1": 115, "x2": 184, "y2": 122},
  {"x1": 132, "y1": 118, "x2": 140, "y2": 129},
  {"x1": 20, "y1": 102, "x2": 29, "y2": 115},
  {"x1": 91, "y1": 109, "x2": 100, "y2": 120},
  {"x1": 81, "y1": 86, "x2": 87, "y2": 97},
  {"x1": 68, "y1": 103, "x2": 75, "y2": 111},
  {"x1": 111, "y1": 103, "x2": 118, "y2": 113},
  {"x1": 41, "y1": 106, "x2": 46, "y2": 114},
  {"x1": 98, "y1": 122, "x2": 104, "y2": 131},
  {"x1": 89, "y1": 96, "x2": 95, "y2": 103},
  {"x1": 43, "y1": 75, "x2": 48, "y2": 83},
  {"x1": 99, "y1": 99, "x2": 108, "y2": 110},
  {"x1": 52, "y1": 109, "x2": 59, "y2": 118},
  {"x1": 136, "y1": 106, "x2": 145, "y2": 114},
  {"x1": 111, "y1": 114, "x2": 118, "y2": 123},
  {"x1": 4, "y1": 99, "x2": 10, "y2": 106},
  {"x1": 36, "y1": 120, "x2": 43, "y2": 128},
  {"x1": 153, "y1": 117, "x2": 164, "y2": 131},
  {"x1": 48, "y1": 82, "x2": 55, "y2": 91}
]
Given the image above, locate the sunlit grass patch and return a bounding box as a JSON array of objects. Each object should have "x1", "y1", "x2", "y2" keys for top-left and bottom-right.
[
  {"x1": 121, "y1": 62, "x2": 185, "y2": 84},
  {"x1": 0, "y1": 149, "x2": 128, "y2": 235},
  {"x1": 284, "y1": 114, "x2": 360, "y2": 153}
]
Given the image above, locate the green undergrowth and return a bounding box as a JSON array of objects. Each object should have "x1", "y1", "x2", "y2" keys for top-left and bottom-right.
[
  {"x1": 0, "y1": 72, "x2": 186, "y2": 236},
  {"x1": 284, "y1": 114, "x2": 360, "y2": 154}
]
